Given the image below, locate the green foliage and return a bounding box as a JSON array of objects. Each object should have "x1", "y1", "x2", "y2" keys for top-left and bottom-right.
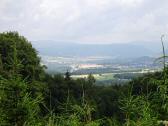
[
  {"x1": 0, "y1": 75, "x2": 43, "y2": 126},
  {"x1": 0, "y1": 31, "x2": 45, "y2": 125},
  {"x1": 46, "y1": 103, "x2": 100, "y2": 126},
  {"x1": 120, "y1": 94, "x2": 158, "y2": 126},
  {"x1": 0, "y1": 31, "x2": 44, "y2": 81},
  {"x1": 1, "y1": 31, "x2": 168, "y2": 125}
]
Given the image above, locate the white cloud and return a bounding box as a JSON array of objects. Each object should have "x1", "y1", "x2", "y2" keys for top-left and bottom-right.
[
  {"x1": 120, "y1": 0, "x2": 143, "y2": 6},
  {"x1": 0, "y1": 0, "x2": 168, "y2": 43}
]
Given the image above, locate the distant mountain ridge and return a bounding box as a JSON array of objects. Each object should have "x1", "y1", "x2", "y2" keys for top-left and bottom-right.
[{"x1": 32, "y1": 41, "x2": 159, "y2": 58}]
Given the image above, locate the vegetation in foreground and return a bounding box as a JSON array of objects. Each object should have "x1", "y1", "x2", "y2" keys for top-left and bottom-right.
[{"x1": 0, "y1": 32, "x2": 168, "y2": 126}]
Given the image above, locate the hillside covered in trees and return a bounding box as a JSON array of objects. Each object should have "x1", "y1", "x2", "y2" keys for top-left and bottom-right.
[{"x1": 0, "y1": 32, "x2": 168, "y2": 126}]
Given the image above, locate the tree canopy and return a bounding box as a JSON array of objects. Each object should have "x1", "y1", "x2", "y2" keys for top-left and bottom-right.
[
  {"x1": 0, "y1": 31, "x2": 168, "y2": 126},
  {"x1": 0, "y1": 31, "x2": 44, "y2": 81}
]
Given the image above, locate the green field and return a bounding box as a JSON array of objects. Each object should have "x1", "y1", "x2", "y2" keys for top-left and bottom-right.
[
  {"x1": 71, "y1": 69, "x2": 160, "y2": 82},
  {"x1": 71, "y1": 73, "x2": 114, "y2": 81}
]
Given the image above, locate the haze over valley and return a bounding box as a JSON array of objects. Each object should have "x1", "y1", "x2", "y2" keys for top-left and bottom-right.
[{"x1": 32, "y1": 41, "x2": 163, "y2": 84}]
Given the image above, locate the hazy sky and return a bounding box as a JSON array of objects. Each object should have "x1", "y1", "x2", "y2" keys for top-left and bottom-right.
[{"x1": 0, "y1": 0, "x2": 168, "y2": 44}]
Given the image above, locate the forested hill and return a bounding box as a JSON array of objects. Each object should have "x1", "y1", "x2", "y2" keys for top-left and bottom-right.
[
  {"x1": 0, "y1": 31, "x2": 168, "y2": 126},
  {"x1": 32, "y1": 40, "x2": 157, "y2": 58}
]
